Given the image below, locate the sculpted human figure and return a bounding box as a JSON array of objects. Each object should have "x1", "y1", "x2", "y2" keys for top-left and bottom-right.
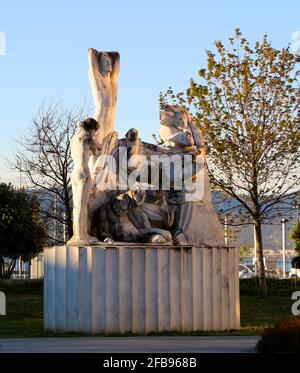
[
  {"x1": 160, "y1": 105, "x2": 205, "y2": 152},
  {"x1": 92, "y1": 131, "x2": 119, "y2": 191},
  {"x1": 159, "y1": 105, "x2": 225, "y2": 246},
  {"x1": 92, "y1": 184, "x2": 172, "y2": 243},
  {"x1": 88, "y1": 49, "x2": 120, "y2": 145},
  {"x1": 67, "y1": 118, "x2": 100, "y2": 245}
]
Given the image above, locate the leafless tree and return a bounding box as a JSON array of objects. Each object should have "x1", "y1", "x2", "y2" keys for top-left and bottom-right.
[{"x1": 13, "y1": 103, "x2": 90, "y2": 244}]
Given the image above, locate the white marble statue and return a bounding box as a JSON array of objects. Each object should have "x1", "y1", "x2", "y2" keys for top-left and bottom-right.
[
  {"x1": 88, "y1": 49, "x2": 120, "y2": 145},
  {"x1": 67, "y1": 118, "x2": 100, "y2": 245},
  {"x1": 159, "y1": 105, "x2": 225, "y2": 247},
  {"x1": 160, "y1": 105, "x2": 204, "y2": 151},
  {"x1": 67, "y1": 49, "x2": 224, "y2": 247},
  {"x1": 93, "y1": 183, "x2": 172, "y2": 243}
]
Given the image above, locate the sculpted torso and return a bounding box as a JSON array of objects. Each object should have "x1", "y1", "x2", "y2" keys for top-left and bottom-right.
[
  {"x1": 67, "y1": 119, "x2": 100, "y2": 245},
  {"x1": 71, "y1": 135, "x2": 93, "y2": 181},
  {"x1": 160, "y1": 106, "x2": 195, "y2": 149},
  {"x1": 88, "y1": 49, "x2": 120, "y2": 145}
]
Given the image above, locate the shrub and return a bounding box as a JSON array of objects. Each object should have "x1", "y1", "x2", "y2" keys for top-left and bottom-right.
[{"x1": 257, "y1": 317, "x2": 300, "y2": 352}]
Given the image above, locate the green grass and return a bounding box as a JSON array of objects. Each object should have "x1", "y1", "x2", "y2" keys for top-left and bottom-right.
[
  {"x1": 0, "y1": 288, "x2": 90, "y2": 338},
  {"x1": 0, "y1": 285, "x2": 297, "y2": 338},
  {"x1": 240, "y1": 295, "x2": 295, "y2": 335},
  {"x1": 0, "y1": 288, "x2": 43, "y2": 338}
]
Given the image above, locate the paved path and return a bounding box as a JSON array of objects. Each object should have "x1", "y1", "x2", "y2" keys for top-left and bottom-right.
[{"x1": 0, "y1": 336, "x2": 258, "y2": 353}]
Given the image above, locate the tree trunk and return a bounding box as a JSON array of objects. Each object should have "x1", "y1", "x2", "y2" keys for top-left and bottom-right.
[
  {"x1": 63, "y1": 188, "x2": 73, "y2": 240},
  {"x1": 7, "y1": 258, "x2": 17, "y2": 279},
  {"x1": 0, "y1": 257, "x2": 17, "y2": 279},
  {"x1": 254, "y1": 219, "x2": 267, "y2": 298},
  {"x1": 0, "y1": 257, "x2": 4, "y2": 278}
]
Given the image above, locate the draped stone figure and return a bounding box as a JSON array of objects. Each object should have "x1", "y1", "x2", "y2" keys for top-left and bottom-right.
[
  {"x1": 160, "y1": 105, "x2": 204, "y2": 151},
  {"x1": 88, "y1": 49, "x2": 120, "y2": 145},
  {"x1": 159, "y1": 105, "x2": 225, "y2": 247},
  {"x1": 92, "y1": 183, "x2": 172, "y2": 243}
]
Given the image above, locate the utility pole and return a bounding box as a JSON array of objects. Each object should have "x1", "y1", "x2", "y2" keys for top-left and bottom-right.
[
  {"x1": 224, "y1": 216, "x2": 228, "y2": 247},
  {"x1": 18, "y1": 258, "x2": 22, "y2": 279},
  {"x1": 281, "y1": 218, "x2": 286, "y2": 279}
]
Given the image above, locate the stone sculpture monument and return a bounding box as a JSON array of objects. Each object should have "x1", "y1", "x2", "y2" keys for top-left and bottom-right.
[
  {"x1": 44, "y1": 49, "x2": 240, "y2": 335},
  {"x1": 68, "y1": 53, "x2": 225, "y2": 247}
]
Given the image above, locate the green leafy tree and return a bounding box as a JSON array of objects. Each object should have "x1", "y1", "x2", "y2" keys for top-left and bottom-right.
[
  {"x1": 239, "y1": 245, "x2": 252, "y2": 258},
  {"x1": 0, "y1": 183, "x2": 46, "y2": 278},
  {"x1": 290, "y1": 221, "x2": 300, "y2": 253},
  {"x1": 161, "y1": 29, "x2": 300, "y2": 297}
]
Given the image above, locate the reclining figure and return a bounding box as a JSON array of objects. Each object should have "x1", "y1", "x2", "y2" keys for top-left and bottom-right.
[{"x1": 92, "y1": 183, "x2": 172, "y2": 244}]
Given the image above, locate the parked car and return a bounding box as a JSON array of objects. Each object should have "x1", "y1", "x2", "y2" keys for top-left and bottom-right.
[
  {"x1": 239, "y1": 264, "x2": 256, "y2": 279},
  {"x1": 289, "y1": 268, "x2": 300, "y2": 279}
]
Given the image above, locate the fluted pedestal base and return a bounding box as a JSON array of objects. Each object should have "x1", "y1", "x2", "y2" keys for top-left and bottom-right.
[{"x1": 44, "y1": 245, "x2": 240, "y2": 334}]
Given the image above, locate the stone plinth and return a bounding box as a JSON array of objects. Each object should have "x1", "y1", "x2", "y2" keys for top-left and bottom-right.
[{"x1": 44, "y1": 245, "x2": 240, "y2": 334}]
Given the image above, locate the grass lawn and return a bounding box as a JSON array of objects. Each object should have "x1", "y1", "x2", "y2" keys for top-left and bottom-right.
[
  {"x1": 240, "y1": 295, "x2": 294, "y2": 334},
  {"x1": 0, "y1": 287, "x2": 296, "y2": 338}
]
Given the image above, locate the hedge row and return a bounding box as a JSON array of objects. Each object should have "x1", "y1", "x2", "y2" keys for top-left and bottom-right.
[
  {"x1": 240, "y1": 278, "x2": 300, "y2": 296},
  {"x1": 0, "y1": 279, "x2": 43, "y2": 292},
  {"x1": 1, "y1": 278, "x2": 300, "y2": 296}
]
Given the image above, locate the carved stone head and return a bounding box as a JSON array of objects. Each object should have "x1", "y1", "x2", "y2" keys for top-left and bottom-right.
[
  {"x1": 128, "y1": 183, "x2": 146, "y2": 207},
  {"x1": 79, "y1": 117, "x2": 99, "y2": 132},
  {"x1": 125, "y1": 128, "x2": 139, "y2": 143},
  {"x1": 114, "y1": 183, "x2": 146, "y2": 215},
  {"x1": 160, "y1": 105, "x2": 189, "y2": 130}
]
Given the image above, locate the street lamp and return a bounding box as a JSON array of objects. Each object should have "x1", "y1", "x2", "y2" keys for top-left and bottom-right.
[{"x1": 281, "y1": 218, "x2": 287, "y2": 279}]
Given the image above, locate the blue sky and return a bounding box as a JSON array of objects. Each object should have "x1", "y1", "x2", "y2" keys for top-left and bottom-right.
[{"x1": 0, "y1": 0, "x2": 299, "y2": 184}]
